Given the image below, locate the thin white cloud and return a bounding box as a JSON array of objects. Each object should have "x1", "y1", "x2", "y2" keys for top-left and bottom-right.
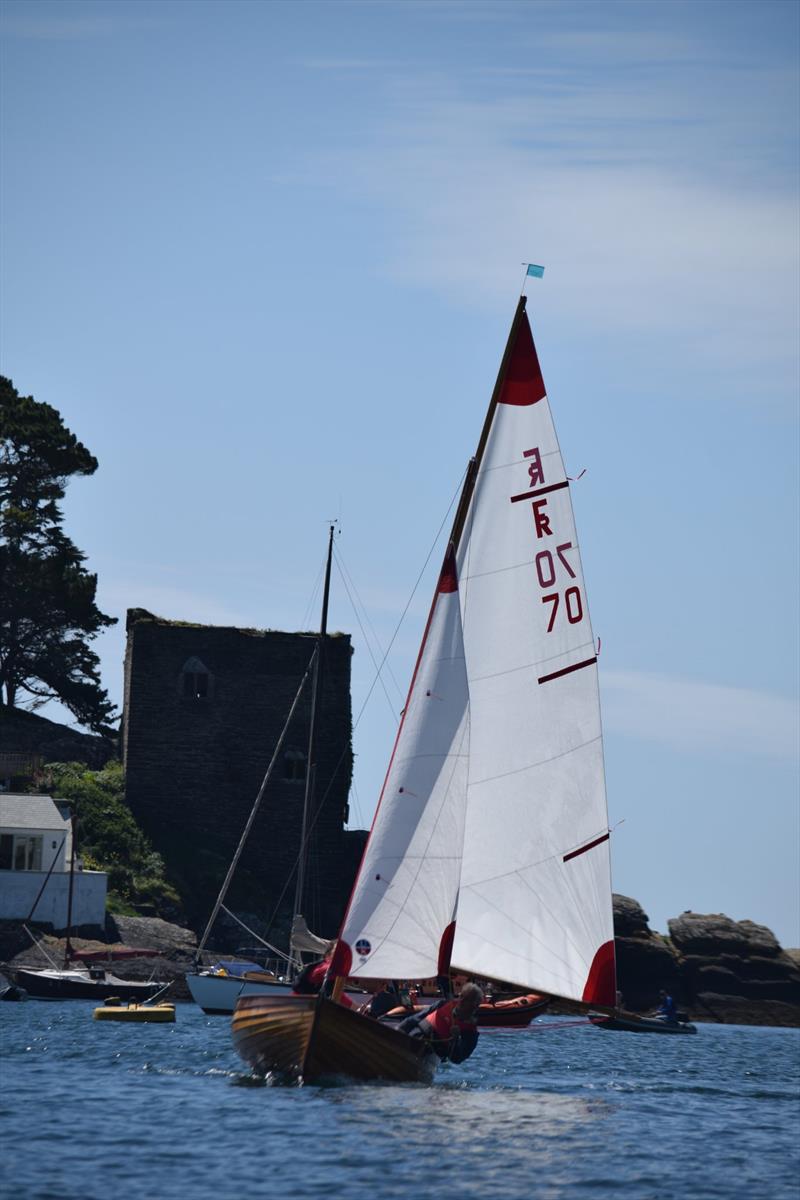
[
  {"x1": 601, "y1": 669, "x2": 800, "y2": 759},
  {"x1": 299, "y1": 41, "x2": 798, "y2": 408}
]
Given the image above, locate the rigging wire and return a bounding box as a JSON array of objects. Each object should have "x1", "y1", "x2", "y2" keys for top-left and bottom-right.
[
  {"x1": 333, "y1": 546, "x2": 405, "y2": 708},
  {"x1": 333, "y1": 547, "x2": 400, "y2": 725},
  {"x1": 299, "y1": 556, "x2": 326, "y2": 631},
  {"x1": 348, "y1": 779, "x2": 366, "y2": 830}
]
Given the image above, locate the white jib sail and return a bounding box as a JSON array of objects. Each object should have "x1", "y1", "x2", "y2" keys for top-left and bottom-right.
[
  {"x1": 339, "y1": 546, "x2": 469, "y2": 981},
  {"x1": 452, "y1": 307, "x2": 616, "y2": 1006}
]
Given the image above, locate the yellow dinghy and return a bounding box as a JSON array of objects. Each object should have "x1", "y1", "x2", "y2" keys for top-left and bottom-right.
[{"x1": 93, "y1": 997, "x2": 175, "y2": 1023}]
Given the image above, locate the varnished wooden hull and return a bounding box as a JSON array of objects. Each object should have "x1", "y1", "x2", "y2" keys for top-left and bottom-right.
[{"x1": 232, "y1": 994, "x2": 437, "y2": 1083}]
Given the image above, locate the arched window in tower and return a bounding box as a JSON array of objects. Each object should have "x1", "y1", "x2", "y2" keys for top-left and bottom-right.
[
  {"x1": 179, "y1": 656, "x2": 214, "y2": 701},
  {"x1": 283, "y1": 749, "x2": 307, "y2": 783}
]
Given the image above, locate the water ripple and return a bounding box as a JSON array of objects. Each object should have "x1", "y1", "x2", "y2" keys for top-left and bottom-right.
[{"x1": 1, "y1": 1005, "x2": 798, "y2": 1200}]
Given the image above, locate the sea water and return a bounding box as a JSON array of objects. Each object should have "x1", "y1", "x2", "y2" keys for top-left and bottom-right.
[{"x1": 1, "y1": 1003, "x2": 797, "y2": 1200}]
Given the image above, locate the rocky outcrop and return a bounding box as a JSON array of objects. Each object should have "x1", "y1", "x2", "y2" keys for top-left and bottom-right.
[
  {"x1": 613, "y1": 895, "x2": 682, "y2": 1010},
  {"x1": 610, "y1": 898, "x2": 800, "y2": 1026},
  {"x1": 667, "y1": 912, "x2": 800, "y2": 1027}
]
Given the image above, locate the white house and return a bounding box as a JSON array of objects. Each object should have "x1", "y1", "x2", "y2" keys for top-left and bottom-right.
[{"x1": 0, "y1": 793, "x2": 107, "y2": 928}]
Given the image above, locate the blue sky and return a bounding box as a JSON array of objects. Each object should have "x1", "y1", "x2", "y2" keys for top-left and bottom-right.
[{"x1": 2, "y1": 0, "x2": 798, "y2": 946}]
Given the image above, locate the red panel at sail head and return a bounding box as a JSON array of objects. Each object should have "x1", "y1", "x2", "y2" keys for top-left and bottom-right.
[
  {"x1": 581, "y1": 940, "x2": 617, "y2": 1007},
  {"x1": 499, "y1": 312, "x2": 546, "y2": 406},
  {"x1": 438, "y1": 543, "x2": 458, "y2": 594}
]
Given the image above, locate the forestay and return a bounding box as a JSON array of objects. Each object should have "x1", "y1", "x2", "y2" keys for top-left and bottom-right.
[{"x1": 452, "y1": 305, "x2": 615, "y2": 1005}]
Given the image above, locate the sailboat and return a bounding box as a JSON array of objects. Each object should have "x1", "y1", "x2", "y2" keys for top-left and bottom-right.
[
  {"x1": 15, "y1": 824, "x2": 165, "y2": 1001},
  {"x1": 186, "y1": 525, "x2": 368, "y2": 1015},
  {"x1": 232, "y1": 294, "x2": 617, "y2": 1081}
]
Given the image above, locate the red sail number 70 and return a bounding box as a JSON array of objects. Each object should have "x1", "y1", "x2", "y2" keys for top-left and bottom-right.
[{"x1": 537, "y1": 542, "x2": 583, "y2": 632}]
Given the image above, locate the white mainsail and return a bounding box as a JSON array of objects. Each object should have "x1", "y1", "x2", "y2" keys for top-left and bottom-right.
[
  {"x1": 452, "y1": 304, "x2": 615, "y2": 1005},
  {"x1": 338, "y1": 545, "x2": 469, "y2": 981}
]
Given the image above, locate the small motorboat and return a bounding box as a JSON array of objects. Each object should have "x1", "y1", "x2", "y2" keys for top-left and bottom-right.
[
  {"x1": 93, "y1": 997, "x2": 176, "y2": 1023},
  {"x1": 590, "y1": 1010, "x2": 697, "y2": 1035},
  {"x1": 474, "y1": 992, "x2": 549, "y2": 1027}
]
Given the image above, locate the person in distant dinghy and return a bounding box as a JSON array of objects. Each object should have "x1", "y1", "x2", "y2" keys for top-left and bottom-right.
[
  {"x1": 655, "y1": 990, "x2": 677, "y2": 1022},
  {"x1": 396, "y1": 982, "x2": 483, "y2": 1063}
]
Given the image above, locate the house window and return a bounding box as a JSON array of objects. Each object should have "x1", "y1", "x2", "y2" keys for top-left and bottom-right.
[
  {"x1": 179, "y1": 656, "x2": 214, "y2": 701},
  {"x1": 283, "y1": 750, "x2": 307, "y2": 783},
  {"x1": 1, "y1": 835, "x2": 43, "y2": 871}
]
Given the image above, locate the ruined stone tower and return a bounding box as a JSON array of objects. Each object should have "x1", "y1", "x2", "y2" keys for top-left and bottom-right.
[{"x1": 122, "y1": 609, "x2": 359, "y2": 942}]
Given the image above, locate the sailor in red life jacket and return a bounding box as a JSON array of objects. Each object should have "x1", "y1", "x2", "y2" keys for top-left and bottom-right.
[
  {"x1": 292, "y1": 957, "x2": 353, "y2": 1007},
  {"x1": 396, "y1": 982, "x2": 483, "y2": 1063}
]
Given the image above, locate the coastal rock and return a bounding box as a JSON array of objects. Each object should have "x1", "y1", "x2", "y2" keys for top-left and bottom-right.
[
  {"x1": 612, "y1": 894, "x2": 652, "y2": 938},
  {"x1": 612, "y1": 894, "x2": 681, "y2": 1010},
  {"x1": 668, "y1": 912, "x2": 782, "y2": 958},
  {"x1": 667, "y1": 912, "x2": 800, "y2": 1026}
]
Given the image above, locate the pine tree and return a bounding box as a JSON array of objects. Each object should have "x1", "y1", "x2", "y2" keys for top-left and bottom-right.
[{"x1": 0, "y1": 376, "x2": 117, "y2": 734}]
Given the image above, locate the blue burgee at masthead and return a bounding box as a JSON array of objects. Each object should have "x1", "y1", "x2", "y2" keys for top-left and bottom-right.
[{"x1": 526, "y1": 264, "x2": 545, "y2": 278}]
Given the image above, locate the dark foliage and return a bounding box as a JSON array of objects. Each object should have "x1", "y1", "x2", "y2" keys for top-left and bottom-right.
[
  {"x1": 35, "y1": 762, "x2": 183, "y2": 919},
  {"x1": 0, "y1": 376, "x2": 117, "y2": 733}
]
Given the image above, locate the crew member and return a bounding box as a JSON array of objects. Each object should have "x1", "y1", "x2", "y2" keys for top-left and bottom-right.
[
  {"x1": 292, "y1": 957, "x2": 353, "y2": 1007},
  {"x1": 397, "y1": 981, "x2": 483, "y2": 1063}
]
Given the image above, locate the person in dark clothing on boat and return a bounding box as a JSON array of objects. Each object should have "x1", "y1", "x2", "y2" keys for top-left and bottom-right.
[
  {"x1": 362, "y1": 981, "x2": 405, "y2": 1019},
  {"x1": 655, "y1": 990, "x2": 677, "y2": 1021},
  {"x1": 397, "y1": 982, "x2": 483, "y2": 1063}
]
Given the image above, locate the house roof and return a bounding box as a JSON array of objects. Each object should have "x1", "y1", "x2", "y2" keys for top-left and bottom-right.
[{"x1": 0, "y1": 793, "x2": 71, "y2": 832}]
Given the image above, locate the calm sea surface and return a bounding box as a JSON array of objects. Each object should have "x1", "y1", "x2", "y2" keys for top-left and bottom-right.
[{"x1": 2, "y1": 1002, "x2": 798, "y2": 1200}]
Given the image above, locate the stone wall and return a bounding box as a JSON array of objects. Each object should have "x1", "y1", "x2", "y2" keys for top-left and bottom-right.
[{"x1": 122, "y1": 610, "x2": 354, "y2": 940}]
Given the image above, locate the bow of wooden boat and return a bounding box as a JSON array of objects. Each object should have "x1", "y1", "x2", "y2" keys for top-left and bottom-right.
[{"x1": 232, "y1": 994, "x2": 437, "y2": 1083}]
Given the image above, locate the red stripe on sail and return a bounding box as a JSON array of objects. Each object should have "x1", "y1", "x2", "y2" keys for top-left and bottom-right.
[
  {"x1": 563, "y1": 832, "x2": 610, "y2": 863},
  {"x1": 510, "y1": 481, "x2": 569, "y2": 504},
  {"x1": 538, "y1": 656, "x2": 597, "y2": 685},
  {"x1": 582, "y1": 940, "x2": 616, "y2": 1007},
  {"x1": 438, "y1": 542, "x2": 458, "y2": 594},
  {"x1": 498, "y1": 312, "x2": 546, "y2": 406}
]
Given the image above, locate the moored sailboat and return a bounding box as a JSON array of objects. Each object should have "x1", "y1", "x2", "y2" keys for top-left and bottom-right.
[
  {"x1": 232, "y1": 292, "x2": 617, "y2": 1081},
  {"x1": 186, "y1": 524, "x2": 369, "y2": 1015}
]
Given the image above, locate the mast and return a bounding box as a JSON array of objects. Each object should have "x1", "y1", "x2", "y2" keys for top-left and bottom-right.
[
  {"x1": 64, "y1": 809, "x2": 76, "y2": 967},
  {"x1": 291, "y1": 522, "x2": 335, "y2": 950},
  {"x1": 193, "y1": 646, "x2": 319, "y2": 966}
]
